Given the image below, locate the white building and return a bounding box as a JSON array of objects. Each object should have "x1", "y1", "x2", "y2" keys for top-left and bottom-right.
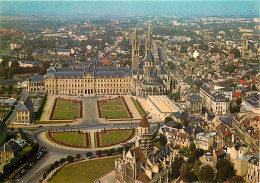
[{"x1": 194, "y1": 132, "x2": 216, "y2": 151}]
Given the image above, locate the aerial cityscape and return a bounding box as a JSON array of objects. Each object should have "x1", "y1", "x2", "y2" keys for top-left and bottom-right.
[{"x1": 0, "y1": 1, "x2": 259, "y2": 183}]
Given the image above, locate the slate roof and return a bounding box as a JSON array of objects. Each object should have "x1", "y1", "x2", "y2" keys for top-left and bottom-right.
[
  {"x1": 145, "y1": 50, "x2": 154, "y2": 62},
  {"x1": 189, "y1": 93, "x2": 202, "y2": 102},
  {"x1": 184, "y1": 125, "x2": 204, "y2": 135},
  {"x1": 0, "y1": 78, "x2": 16, "y2": 85},
  {"x1": 172, "y1": 111, "x2": 188, "y2": 119},
  {"x1": 44, "y1": 66, "x2": 132, "y2": 79},
  {"x1": 0, "y1": 139, "x2": 22, "y2": 154},
  {"x1": 219, "y1": 116, "x2": 233, "y2": 127},
  {"x1": 17, "y1": 97, "x2": 33, "y2": 111},
  {"x1": 29, "y1": 75, "x2": 44, "y2": 82},
  {"x1": 158, "y1": 47, "x2": 164, "y2": 61}
]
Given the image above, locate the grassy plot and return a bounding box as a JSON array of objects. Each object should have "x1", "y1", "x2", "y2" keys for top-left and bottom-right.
[
  {"x1": 51, "y1": 132, "x2": 84, "y2": 146},
  {"x1": 131, "y1": 97, "x2": 146, "y2": 117},
  {"x1": 100, "y1": 130, "x2": 132, "y2": 145},
  {"x1": 52, "y1": 99, "x2": 80, "y2": 119},
  {"x1": 49, "y1": 156, "x2": 119, "y2": 183},
  {"x1": 99, "y1": 98, "x2": 129, "y2": 118}
]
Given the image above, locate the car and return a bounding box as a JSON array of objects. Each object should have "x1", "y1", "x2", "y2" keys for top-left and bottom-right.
[
  {"x1": 29, "y1": 163, "x2": 34, "y2": 167},
  {"x1": 108, "y1": 124, "x2": 115, "y2": 127},
  {"x1": 14, "y1": 174, "x2": 21, "y2": 179},
  {"x1": 65, "y1": 124, "x2": 70, "y2": 126},
  {"x1": 38, "y1": 125, "x2": 43, "y2": 128},
  {"x1": 20, "y1": 169, "x2": 26, "y2": 174}
]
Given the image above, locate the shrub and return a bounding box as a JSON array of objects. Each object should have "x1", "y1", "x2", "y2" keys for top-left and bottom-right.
[
  {"x1": 75, "y1": 154, "x2": 81, "y2": 159},
  {"x1": 86, "y1": 152, "x2": 93, "y2": 157},
  {"x1": 66, "y1": 155, "x2": 74, "y2": 163}
]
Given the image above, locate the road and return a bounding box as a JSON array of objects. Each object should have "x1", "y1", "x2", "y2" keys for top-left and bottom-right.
[{"x1": 16, "y1": 94, "x2": 162, "y2": 183}]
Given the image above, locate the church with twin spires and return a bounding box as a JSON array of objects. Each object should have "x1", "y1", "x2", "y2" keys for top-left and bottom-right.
[{"x1": 131, "y1": 26, "x2": 172, "y2": 98}]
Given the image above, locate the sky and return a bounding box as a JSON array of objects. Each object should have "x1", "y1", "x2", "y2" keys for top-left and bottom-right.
[{"x1": 0, "y1": 1, "x2": 259, "y2": 17}]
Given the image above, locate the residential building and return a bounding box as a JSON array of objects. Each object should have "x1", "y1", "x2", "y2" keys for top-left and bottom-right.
[
  {"x1": 188, "y1": 93, "x2": 202, "y2": 115},
  {"x1": 194, "y1": 132, "x2": 216, "y2": 151},
  {"x1": 247, "y1": 156, "x2": 259, "y2": 183},
  {"x1": 0, "y1": 140, "x2": 22, "y2": 165},
  {"x1": 200, "y1": 85, "x2": 230, "y2": 115},
  {"x1": 13, "y1": 97, "x2": 33, "y2": 125}
]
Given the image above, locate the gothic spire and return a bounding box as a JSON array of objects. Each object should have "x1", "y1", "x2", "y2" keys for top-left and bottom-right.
[
  {"x1": 134, "y1": 28, "x2": 138, "y2": 42},
  {"x1": 146, "y1": 25, "x2": 152, "y2": 42}
]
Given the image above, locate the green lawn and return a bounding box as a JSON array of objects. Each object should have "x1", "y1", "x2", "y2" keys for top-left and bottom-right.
[
  {"x1": 52, "y1": 99, "x2": 80, "y2": 119},
  {"x1": 131, "y1": 97, "x2": 146, "y2": 117},
  {"x1": 51, "y1": 132, "x2": 84, "y2": 146},
  {"x1": 99, "y1": 98, "x2": 130, "y2": 118},
  {"x1": 49, "y1": 156, "x2": 119, "y2": 183},
  {"x1": 100, "y1": 130, "x2": 132, "y2": 145}
]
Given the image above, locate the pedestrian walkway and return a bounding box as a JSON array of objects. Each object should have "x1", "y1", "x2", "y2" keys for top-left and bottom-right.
[{"x1": 123, "y1": 96, "x2": 142, "y2": 120}]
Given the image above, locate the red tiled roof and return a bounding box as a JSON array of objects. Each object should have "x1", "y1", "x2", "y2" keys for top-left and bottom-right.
[
  {"x1": 240, "y1": 80, "x2": 246, "y2": 85},
  {"x1": 230, "y1": 53, "x2": 235, "y2": 57},
  {"x1": 232, "y1": 92, "x2": 241, "y2": 98},
  {"x1": 102, "y1": 58, "x2": 108, "y2": 62},
  {"x1": 253, "y1": 115, "x2": 259, "y2": 121}
]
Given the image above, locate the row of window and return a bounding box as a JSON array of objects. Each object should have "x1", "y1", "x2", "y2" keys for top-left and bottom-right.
[
  {"x1": 46, "y1": 84, "x2": 131, "y2": 88},
  {"x1": 46, "y1": 79, "x2": 131, "y2": 83}
]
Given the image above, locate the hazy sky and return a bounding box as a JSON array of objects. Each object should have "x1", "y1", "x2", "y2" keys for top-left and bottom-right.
[{"x1": 1, "y1": 1, "x2": 259, "y2": 17}]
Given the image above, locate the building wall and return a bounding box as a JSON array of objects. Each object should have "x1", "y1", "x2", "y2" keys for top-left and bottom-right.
[
  {"x1": 44, "y1": 76, "x2": 132, "y2": 95},
  {"x1": 0, "y1": 151, "x2": 14, "y2": 164},
  {"x1": 247, "y1": 161, "x2": 259, "y2": 183}
]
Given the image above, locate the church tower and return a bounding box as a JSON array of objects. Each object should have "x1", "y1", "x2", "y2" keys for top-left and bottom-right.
[
  {"x1": 242, "y1": 36, "x2": 249, "y2": 59},
  {"x1": 132, "y1": 29, "x2": 140, "y2": 70},
  {"x1": 135, "y1": 117, "x2": 152, "y2": 152},
  {"x1": 145, "y1": 25, "x2": 152, "y2": 58}
]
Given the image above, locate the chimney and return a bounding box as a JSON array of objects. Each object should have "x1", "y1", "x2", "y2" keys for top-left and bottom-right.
[{"x1": 231, "y1": 133, "x2": 235, "y2": 143}]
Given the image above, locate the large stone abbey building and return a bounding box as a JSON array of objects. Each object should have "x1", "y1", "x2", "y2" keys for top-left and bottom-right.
[
  {"x1": 115, "y1": 117, "x2": 173, "y2": 183},
  {"x1": 28, "y1": 26, "x2": 171, "y2": 97},
  {"x1": 131, "y1": 26, "x2": 172, "y2": 97}
]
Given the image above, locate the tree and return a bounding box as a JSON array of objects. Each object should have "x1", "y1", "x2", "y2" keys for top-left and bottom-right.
[
  {"x1": 230, "y1": 48, "x2": 240, "y2": 58},
  {"x1": 172, "y1": 156, "x2": 184, "y2": 179},
  {"x1": 250, "y1": 69, "x2": 258, "y2": 76},
  {"x1": 108, "y1": 148, "x2": 116, "y2": 156},
  {"x1": 86, "y1": 151, "x2": 93, "y2": 157},
  {"x1": 216, "y1": 159, "x2": 235, "y2": 182},
  {"x1": 225, "y1": 65, "x2": 237, "y2": 73},
  {"x1": 96, "y1": 150, "x2": 103, "y2": 157},
  {"x1": 164, "y1": 117, "x2": 172, "y2": 123},
  {"x1": 172, "y1": 122, "x2": 182, "y2": 129},
  {"x1": 11, "y1": 127, "x2": 14, "y2": 134},
  {"x1": 193, "y1": 160, "x2": 200, "y2": 176},
  {"x1": 252, "y1": 84, "x2": 258, "y2": 91},
  {"x1": 180, "y1": 45, "x2": 188, "y2": 53},
  {"x1": 116, "y1": 147, "x2": 123, "y2": 154},
  {"x1": 230, "y1": 175, "x2": 245, "y2": 183},
  {"x1": 66, "y1": 155, "x2": 74, "y2": 163},
  {"x1": 75, "y1": 154, "x2": 81, "y2": 159},
  {"x1": 198, "y1": 164, "x2": 215, "y2": 182},
  {"x1": 189, "y1": 143, "x2": 196, "y2": 154},
  {"x1": 236, "y1": 97, "x2": 242, "y2": 106},
  {"x1": 59, "y1": 158, "x2": 66, "y2": 164}
]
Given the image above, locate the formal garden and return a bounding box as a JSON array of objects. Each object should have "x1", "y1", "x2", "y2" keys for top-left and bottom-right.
[
  {"x1": 47, "y1": 131, "x2": 91, "y2": 148},
  {"x1": 97, "y1": 97, "x2": 132, "y2": 119},
  {"x1": 95, "y1": 128, "x2": 134, "y2": 147},
  {"x1": 50, "y1": 98, "x2": 82, "y2": 120}
]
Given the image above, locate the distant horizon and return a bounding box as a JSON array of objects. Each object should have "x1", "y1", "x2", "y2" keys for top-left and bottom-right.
[{"x1": 0, "y1": 1, "x2": 259, "y2": 18}]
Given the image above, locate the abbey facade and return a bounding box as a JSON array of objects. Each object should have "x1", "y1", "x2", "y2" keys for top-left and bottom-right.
[
  {"x1": 131, "y1": 26, "x2": 172, "y2": 97},
  {"x1": 28, "y1": 26, "x2": 171, "y2": 97}
]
